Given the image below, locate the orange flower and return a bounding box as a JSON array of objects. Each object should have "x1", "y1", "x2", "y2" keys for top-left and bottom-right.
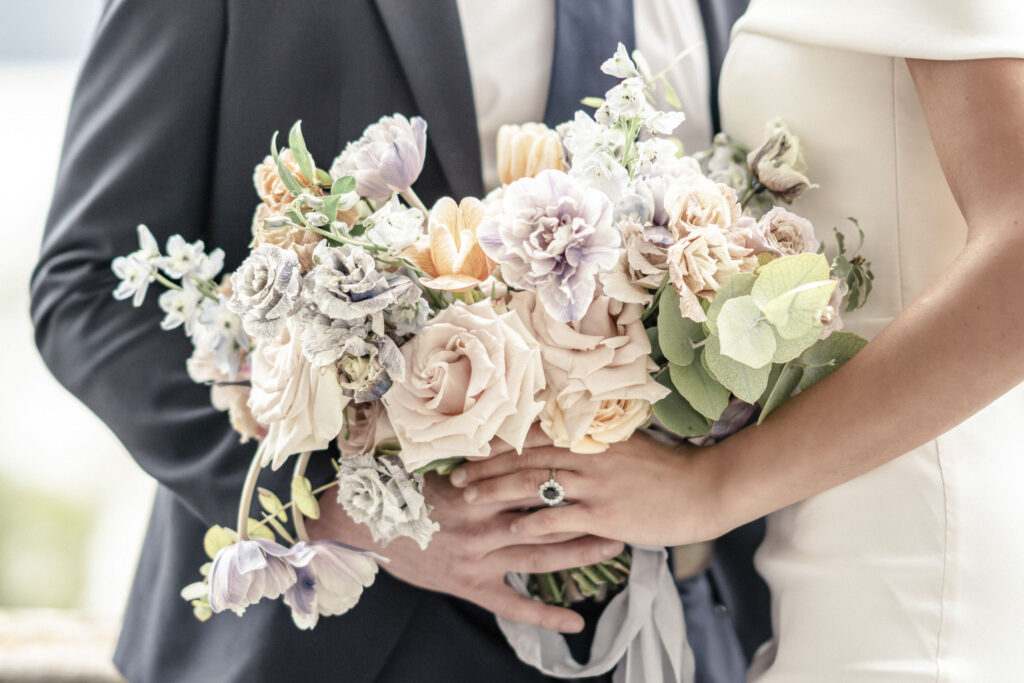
[
  {"x1": 497, "y1": 123, "x2": 564, "y2": 185},
  {"x1": 403, "y1": 197, "x2": 495, "y2": 291}
]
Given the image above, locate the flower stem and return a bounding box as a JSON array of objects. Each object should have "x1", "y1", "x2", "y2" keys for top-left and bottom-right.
[
  {"x1": 739, "y1": 181, "x2": 765, "y2": 210},
  {"x1": 292, "y1": 451, "x2": 313, "y2": 543},
  {"x1": 153, "y1": 272, "x2": 182, "y2": 292},
  {"x1": 248, "y1": 480, "x2": 339, "y2": 534},
  {"x1": 400, "y1": 187, "x2": 429, "y2": 215},
  {"x1": 236, "y1": 453, "x2": 265, "y2": 541}
]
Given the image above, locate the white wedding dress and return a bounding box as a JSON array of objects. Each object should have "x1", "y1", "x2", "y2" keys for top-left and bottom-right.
[{"x1": 718, "y1": 1, "x2": 1024, "y2": 680}]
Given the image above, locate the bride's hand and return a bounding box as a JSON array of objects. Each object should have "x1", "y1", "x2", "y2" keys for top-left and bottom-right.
[{"x1": 450, "y1": 431, "x2": 738, "y2": 547}]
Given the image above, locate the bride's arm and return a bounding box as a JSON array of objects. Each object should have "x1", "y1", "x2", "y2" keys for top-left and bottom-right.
[{"x1": 450, "y1": 57, "x2": 1024, "y2": 546}]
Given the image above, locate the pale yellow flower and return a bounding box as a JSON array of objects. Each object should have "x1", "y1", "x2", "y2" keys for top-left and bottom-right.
[
  {"x1": 403, "y1": 197, "x2": 495, "y2": 291},
  {"x1": 497, "y1": 123, "x2": 565, "y2": 185}
]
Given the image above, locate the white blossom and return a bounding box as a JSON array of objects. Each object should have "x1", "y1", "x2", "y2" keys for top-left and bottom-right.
[
  {"x1": 600, "y1": 42, "x2": 641, "y2": 79},
  {"x1": 363, "y1": 196, "x2": 424, "y2": 254},
  {"x1": 156, "y1": 235, "x2": 207, "y2": 278}
]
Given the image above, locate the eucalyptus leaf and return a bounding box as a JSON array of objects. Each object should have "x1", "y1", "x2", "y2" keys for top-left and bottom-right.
[
  {"x1": 316, "y1": 168, "x2": 333, "y2": 186},
  {"x1": 580, "y1": 96, "x2": 605, "y2": 109},
  {"x1": 762, "y1": 279, "x2": 837, "y2": 340},
  {"x1": 647, "y1": 326, "x2": 665, "y2": 365},
  {"x1": 707, "y1": 273, "x2": 756, "y2": 336},
  {"x1": 288, "y1": 121, "x2": 316, "y2": 185},
  {"x1": 703, "y1": 336, "x2": 772, "y2": 403},
  {"x1": 416, "y1": 457, "x2": 466, "y2": 476},
  {"x1": 663, "y1": 80, "x2": 682, "y2": 109},
  {"x1": 669, "y1": 353, "x2": 730, "y2": 421},
  {"x1": 757, "y1": 362, "x2": 804, "y2": 424},
  {"x1": 652, "y1": 373, "x2": 711, "y2": 437},
  {"x1": 716, "y1": 296, "x2": 776, "y2": 368},
  {"x1": 751, "y1": 253, "x2": 831, "y2": 308},
  {"x1": 291, "y1": 476, "x2": 321, "y2": 520},
  {"x1": 257, "y1": 487, "x2": 287, "y2": 522},
  {"x1": 771, "y1": 324, "x2": 823, "y2": 363},
  {"x1": 798, "y1": 332, "x2": 868, "y2": 391},
  {"x1": 657, "y1": 288, "x2": 704, "y2": 366},
  {"x1": 202, "y1": 525, "x2": 237, "y2": 560}
]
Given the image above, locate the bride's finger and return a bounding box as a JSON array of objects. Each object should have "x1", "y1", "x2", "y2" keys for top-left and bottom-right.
[
  {"x1": 464, "y1": 469, "x2": 587, "y2": 506},
  {"x1": 510, "y1": 504, "x2": 594, "y2": 538},
  {"x1": 450, "y1": 447, "x2": 583, "y2": 487}
]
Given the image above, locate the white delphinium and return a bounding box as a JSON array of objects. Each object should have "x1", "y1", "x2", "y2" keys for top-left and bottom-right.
[
  {"x1": 158, "y1": 283, "x2": 204, "y2": 333},
  {"x1": 156, "y1": 235, "x2": 208, "y2": 278},
  {"x1": 600, "y1": 42, "x2": 641, "y2": 79},
  {"x1": 112, "y1": 224, "x2": 161, "y2": 306},
  {"x1": 363, "y1": 196, "x2": 424, "y2": 255},
  {"x1": 595, "y1": 77, "x2": 648, "y2": 127},
  {"x1": 193, "y1": 298, "x2": 250, "y2": 380},
  {"x1": 558, "y1": 111, "x2": 624, "y2": 165},
  {"x1": 635, "y1": 138, "x2": 687, "y2": 178},
  {"x1": 568, "y1": 149, "x2": 630, "y2": 204},
  {"x1": 336, "y1": 453, "x2": 439, "y2": 550}
]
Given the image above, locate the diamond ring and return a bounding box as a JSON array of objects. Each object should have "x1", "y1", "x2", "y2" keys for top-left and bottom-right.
[{"x1": 538, "y1": 469, "x2": 565, "y2": 506}]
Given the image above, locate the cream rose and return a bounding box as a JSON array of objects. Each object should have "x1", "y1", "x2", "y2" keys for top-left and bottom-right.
[
  {"x1": 743, "y1": 207, "x2": 819, "y2": 257},
  {"x1": 664, "y1": 159, "x2": 742, "y2": 236},
  {"x1": 186, "y1": 348, "x2": 263, "y2": 443},
  {"x1": 248, "y1": 320, "x2": 349, "y2": 469},
  {"x1": 667, "y1": 227, "x2": 754, "y2": 322},
  {"x1": 497, "y1": 123, "x2": 565, "y2": 185},
  {"x1": 511, "y1": 290, "x2": 668, "y2": 453},
  {"x1": 382, "y1": 301, "x2": 545, "y2": 471}
]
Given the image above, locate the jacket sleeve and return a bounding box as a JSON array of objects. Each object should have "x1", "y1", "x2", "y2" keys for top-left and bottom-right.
[{"x1": 28, "y1": 0, "x2": 255, "y2": 527}]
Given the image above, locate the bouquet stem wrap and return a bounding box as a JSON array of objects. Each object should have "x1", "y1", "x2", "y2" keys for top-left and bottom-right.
[{"x1": 497, "y1": 547, "x2": 694, "y2": 683}]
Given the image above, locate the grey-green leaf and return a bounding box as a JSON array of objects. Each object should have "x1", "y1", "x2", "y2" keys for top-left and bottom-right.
[
  {"x1": 257, "y1": 487, "x2": 287, "y2": 522},
  {"x1": 798, "y1": 331, "x2": 868, "y2": 391},
  {"x1": 288, "y1": 120, "x2": 316, "y2": 185},
  {"x1": 652, "y1": 373, "x2": 711, "y2": 437},
  {"x1": 707, "y1": 273, "x2": 757, "y2": 337},
  {"x1": 669, "y1": 353, "x2": 730, "y2": 421},
  {"x1": 757, "y1": 362, "x2": 804, "y2": 424},
  {"x1": 703, "y1": 336, "x2": 772, "y2": 404},
  {"x1": 332, "y1": 175, "x2": 356, "y2": 196},
  {"x1": 716, "y1": 295, "x2": 776, "y2": 368},
  {"x1": 657, "y1": 287, "x2": 704, "y2": 366}
]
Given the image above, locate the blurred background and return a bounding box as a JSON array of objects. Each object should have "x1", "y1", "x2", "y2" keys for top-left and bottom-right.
[{"x1": 1, "y1": 1, "x2": 153, "y2": 678}]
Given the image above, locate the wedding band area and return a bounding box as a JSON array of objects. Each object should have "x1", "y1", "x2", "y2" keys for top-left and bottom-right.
[{"x1": 538, "y1": 469, "x2": 565, "y2": 506}]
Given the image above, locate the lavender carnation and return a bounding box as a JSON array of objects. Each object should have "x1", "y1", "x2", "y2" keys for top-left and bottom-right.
[{"x1": 477, "y1": 170, "x2": 620, "y2": 323}]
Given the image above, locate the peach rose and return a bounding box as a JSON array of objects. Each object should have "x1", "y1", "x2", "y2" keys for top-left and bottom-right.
[
  {"x1": 743, "y1": 207, "x2": 819, "y2": 257},
  {"x1": 666, "y1": 227, "x2": 754, "y2": 322},
  {"x1": 664, "y1": 159, "x2": 742, "y2": 237},
  {"x1": 248, "y1": 320, "x2": 349, "y2": 469},
  {"x1": 403, "y1": 197, "x2": 496, "y2": 291},
  {"x1": 540, "y1": 395, "x2": 654, "y2": 454},
  {"x1": 382, "y1": 301, "x2": 545, "y2": 471},
  {"x1": 336, "y1": 401, "x2": 396, "y2": 459},
  {"x1": 497, "y1": 123, "x2": 565, "y2": 185},
  {"x1": 511, "y1": 290, "x2": 668, "y2": 453},
  {"x1": 251, "y1": 203, "x2": 322, "y2": 272},
  {"x1": 253, "y1": 149, "x2": 305, "y2": 211}
]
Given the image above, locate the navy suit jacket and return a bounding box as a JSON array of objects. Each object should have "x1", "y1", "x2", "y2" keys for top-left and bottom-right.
[{"x1": 31, "y1": 1, "x2": 760, "y2": 681}]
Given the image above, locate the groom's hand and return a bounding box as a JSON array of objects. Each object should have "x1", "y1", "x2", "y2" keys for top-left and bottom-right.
[{"x1": 307, "y1": 472, "x2": 623, "y2": 633}]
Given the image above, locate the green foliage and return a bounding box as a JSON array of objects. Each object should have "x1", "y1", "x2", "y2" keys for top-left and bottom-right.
[
  {"x1": 647, "y1": 326, "x2": 665, "y2": 365},
  {"x1": 771, "y1": 325, "x2": 823, "y2": 363},
  {"x1": 829, "y1": 220, "x2": 875, "y2": 313},
  {"x1": 703, "y1": 336, "x2": 771, "y2": 403},
  {"x1": 669, "y1": 352, "x2": 730, "y2": 421},
  {"x1": 751, "y1": 253, "x2": 831, "y2": 307},
  {"x1": 657, "y1": 288, "x2": 705, "y2": 366},
  {"x1": 246, "y1": 518, "x2": 276, "y2": 541},
  {"x1": 417, "y1": 457, "x2": 466, "y2": 476},
  {"x1": 332, "y1": 175, "x2": 356, "y2": 196},
  {"x1": 270, "y1": 131, "x2": 306, "y2": 196},
  {"x1": 716, "y1": 296, "x2": 776, "y2": 368},
  {"x1": 798, "y1": 331, "x2": 868, "y2": 391},
  {"x1": 257, "y1": 487, "x2": 287, "y2": 522},
  {"x1": 761, "y1": 280, "x2": 836, "y2": 340},
  {"x1": 203, "y1": 525, "x2": 237, "y2": 560},
  {"x1": 287, "y1": 121, "x2": 316, "y2": 185},
  {"x1": 652, "y1": 373, "x2": 711, "y2": 437},
  {"x1": 291, "y1": 476, "x2": 321, "y2": 520},
  {"x1": 757, "y1": 362, "x2": 804, "y2": 423},
  {"x1": 706, "y1": 273, "x2": 756, "y2": 336}
]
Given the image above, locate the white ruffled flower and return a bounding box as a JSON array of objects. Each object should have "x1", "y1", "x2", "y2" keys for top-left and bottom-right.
[
  {"x1": 384, "y1": 297, "x2": 429, "y2": 337},
  {"x1": 336, "y1": 453, "x2": 439, "y2": 550},
  {"x1": 363, "y1": 197, "x2": 424, "y2": 255},
  {"x1": 158, "y1": 283, "x2": 204, "y2": 333}
]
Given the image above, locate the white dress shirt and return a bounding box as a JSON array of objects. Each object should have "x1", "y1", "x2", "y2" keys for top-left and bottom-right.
[{"x1": 456, "y1": 0, "x2": 712, "y2": 190}]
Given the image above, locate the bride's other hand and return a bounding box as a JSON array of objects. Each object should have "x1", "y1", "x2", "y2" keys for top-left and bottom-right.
[{"x1": 450, "y1": 432, "x2": 736, "y2": 547}]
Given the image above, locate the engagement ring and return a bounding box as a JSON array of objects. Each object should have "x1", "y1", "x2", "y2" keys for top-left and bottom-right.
[{"x1": 538, "y1": 469, "x2": 565, "y2": 506}]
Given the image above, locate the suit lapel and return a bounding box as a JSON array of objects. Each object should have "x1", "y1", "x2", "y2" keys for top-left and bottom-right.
[{"x1": 373, "y1": 0, "x2": 484, "y2": 199}]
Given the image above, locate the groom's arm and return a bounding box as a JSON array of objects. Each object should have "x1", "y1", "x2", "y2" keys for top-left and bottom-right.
[{"x1": 29, "y1": 0, "x2": 249, "y2": 526}]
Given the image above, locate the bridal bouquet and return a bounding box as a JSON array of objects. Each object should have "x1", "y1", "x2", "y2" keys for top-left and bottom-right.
[{"x1": 111, "y1": 43, "x2": 872, "y2": 640}]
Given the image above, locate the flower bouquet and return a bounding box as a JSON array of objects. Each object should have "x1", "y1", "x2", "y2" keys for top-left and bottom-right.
[{"x1": 112, "y1": 42, "x2": 872, "y2": 680}]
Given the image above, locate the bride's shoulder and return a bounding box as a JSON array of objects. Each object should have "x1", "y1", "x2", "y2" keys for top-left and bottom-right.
[{"x1": 733, "y1": 0, "x2": 1024, "y2": 60}]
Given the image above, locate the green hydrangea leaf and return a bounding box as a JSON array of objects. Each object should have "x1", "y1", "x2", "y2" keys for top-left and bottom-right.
[
  {"x1": 657, "y1": 288, "x2": 705, "y2": 366},
  {"x1": 798, "y1": 332, "x2": 868, "y2": 391},
  {"x1": 707, "y1": 273, "x2": 757, "y2": 337},
  {"x1": 751, "y1": 253, "x2": 830, "y2": 307},
  {"x1": 652, "y1": 373, "x2": 711, "y2": 437},
  {"x1": 762, "y1": 280, "x2": 837, "y2": 340},
  {"x1": 716, "y1": 295, "x2": 776, "y2": 368},
  {"x1": 669, "y1": 353, "x2": 730, "y2": 421},
  {"x1": 291, "y1": 476, "x2": 321, "y2": 520},
  {"x1": 757, "y1": 362, "x2": 804, "y2": 424},
  {"x1": 703, "y1": 336, "x2": 772, "y2": 404}
]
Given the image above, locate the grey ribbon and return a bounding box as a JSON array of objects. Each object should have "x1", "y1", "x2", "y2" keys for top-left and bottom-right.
[{"x1": 497, "y1": 546, "x2": 695, "y2": 683}]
